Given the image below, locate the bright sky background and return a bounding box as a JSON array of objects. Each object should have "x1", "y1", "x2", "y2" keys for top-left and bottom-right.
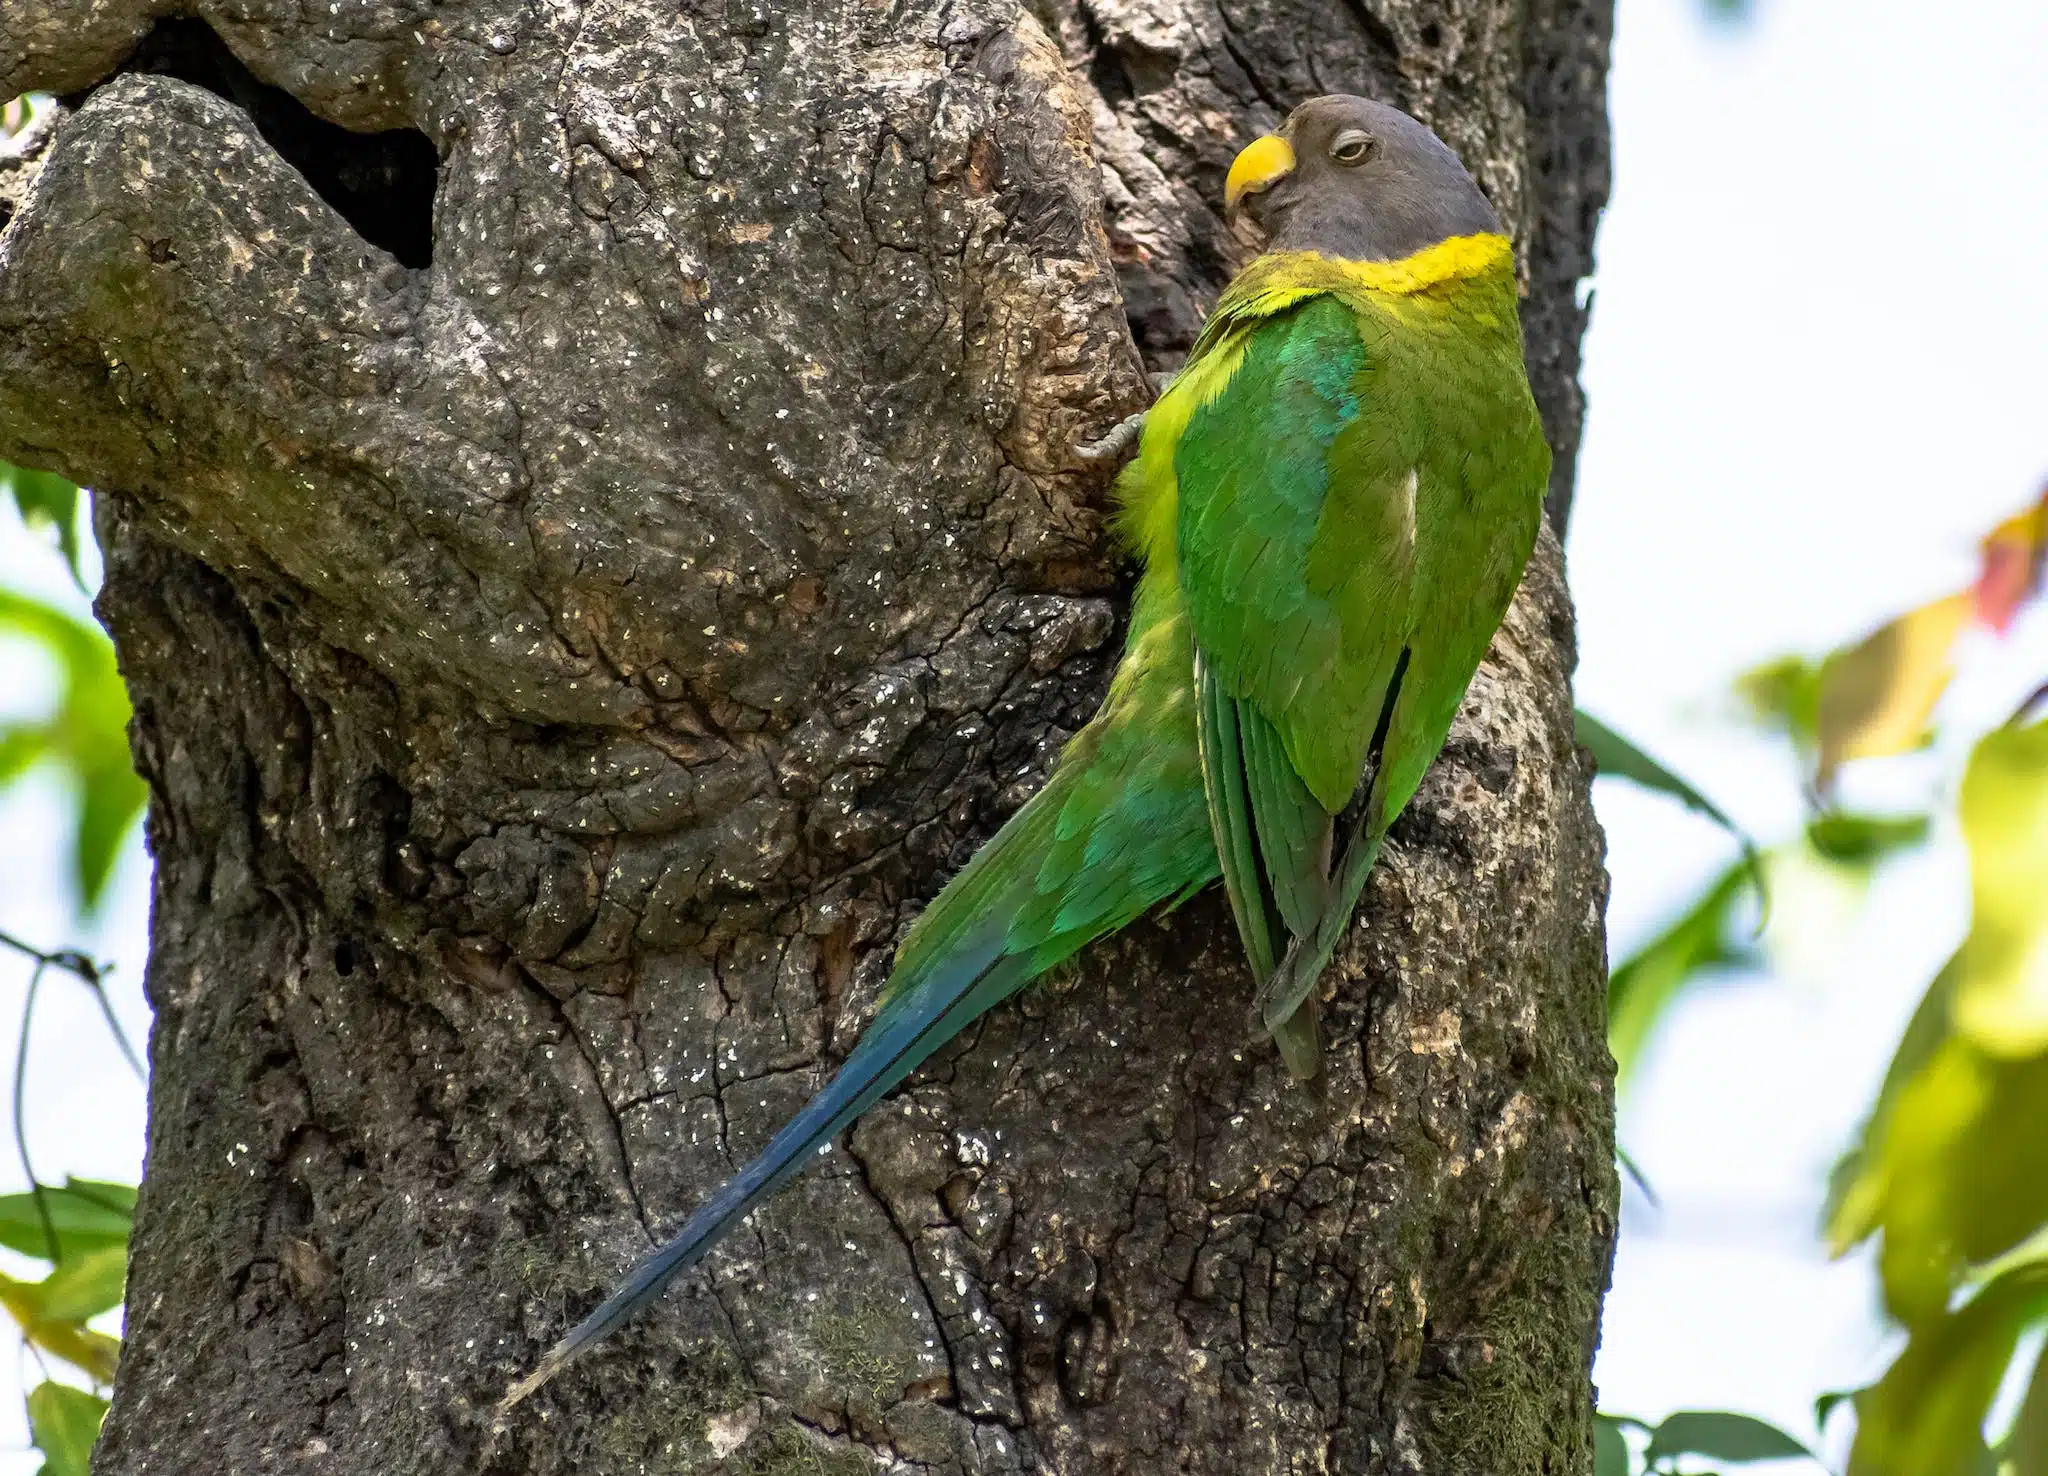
[
  {"x1": 1574, "y1": 0, "x2": 2048, "y2": 1467},
  {"x1": 2, "y1": 0, "x2": 2047, "y2": 1468}
]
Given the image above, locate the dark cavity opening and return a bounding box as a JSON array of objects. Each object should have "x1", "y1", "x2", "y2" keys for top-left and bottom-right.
[{"x1": 66, "y1": 18, "x2": 438, "y2": 268}]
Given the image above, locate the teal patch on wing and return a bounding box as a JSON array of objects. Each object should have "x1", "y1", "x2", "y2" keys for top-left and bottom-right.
[{"x1": 1174, "y1": 294, "x2": 1419, "y2": 811}]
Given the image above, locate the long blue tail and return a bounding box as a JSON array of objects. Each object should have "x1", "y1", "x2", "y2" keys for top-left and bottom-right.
[{"x1": 497, "y1": 926, "x2": 1032, "y2": 1413}]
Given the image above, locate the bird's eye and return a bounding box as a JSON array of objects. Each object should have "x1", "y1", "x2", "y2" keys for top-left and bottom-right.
[{"x1": 1330, "y1": 130, "x2": 1375, "y2": 165}]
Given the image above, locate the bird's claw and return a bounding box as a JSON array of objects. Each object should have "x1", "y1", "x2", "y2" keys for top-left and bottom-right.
[{"x1": 1074, "y1": 409, "x2": 1147, "y2": 463}]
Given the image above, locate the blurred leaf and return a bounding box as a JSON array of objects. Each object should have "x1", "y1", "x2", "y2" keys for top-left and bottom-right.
[
  {"x1": 1970, "y1": 488, "x2": 2048, "y2": 635},
  {"x1": 1608, "y1": 859, "x2": 1756, "y2": 1083},
  {"x1": 1998, "y1": 1342, "x2": 2048, "y2": 1473},
  {"x1": 1763, "y1": 813, "x2": 1933, "y2": 988},
  {"x1": 0, "y1": 589, "x2": 144, "y2": 912},
  {"x1": 1849, "y1": 1262, "x2": 2048, "y2": 1476},
  {"x1": 0, "y1": 1270, "x2": 121, "y2": 1383},
  {"x1": 1827, "y1": 956, "x2": 1958, "y2": 1233},
  {"x1": 1814, "y1": 592, "x2": 1973, "y2": 791},
  {"x1": 0, "y1": 1178, "x2": 134, "y2": 1262},
  {"x1": 1576, "y1": 709, "x2": 1767, "y2": 910},
  {"x1": 1815, "y1": 1387, "x2": 1860, "y2": 1433},
  {"x1": 1948, "y1": 718, "x2": 2048, "y2": 1056},
  {"x1": 1739, "y1": 491, "x2": 2048, "y2": 795},
  {"x1": 1595, "y1": 1414, "x2": 1634, "y2": 1476},
  {"x1": 1617, "y1": 1143, "x2": 1660, "y2": 1207},
  {"x1": 1832, "y1": 720, "x2": 2048, "y2": 1319},
  {"x1": 2009, "y1": 1342, "x2": 2048, "y2": 1476},
  {"x1": 25, "y1": 1381, "x2": 107, "y2": 1476},
  {"x1": 0, "y1": 461, "x2": 85, "y2": 588},
  {"x1": 1833, "y1": 1033, "x2": 2048, "y2": 1323},
  {"x1": 35, "y1": 1247, "x2": 125, "y2": 1324},
  {"x1": 1645, "y1": 1410, "x2": 1814, "y2": 1465},
  {"x1": 1805, "y1": 812, "x2": 1932, "y2": 868},
  {"x1": 1734, "y1": 654, "x2": 1823, "y2": 748}
]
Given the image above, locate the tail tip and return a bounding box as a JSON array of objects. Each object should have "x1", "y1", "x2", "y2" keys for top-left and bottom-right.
[{"x1": 494, "y1": 1346, "x2": 571, "y2": 1424}]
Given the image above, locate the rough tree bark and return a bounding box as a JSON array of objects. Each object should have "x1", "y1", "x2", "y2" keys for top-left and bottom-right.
[{"x1": 0, "y1": 0, "x2": 1612, "y2": 1471}]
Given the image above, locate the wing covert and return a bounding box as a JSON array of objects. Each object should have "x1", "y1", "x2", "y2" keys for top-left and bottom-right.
[{"x1": 1174, "y1": 293, "x2": 1419, "y2": 812}]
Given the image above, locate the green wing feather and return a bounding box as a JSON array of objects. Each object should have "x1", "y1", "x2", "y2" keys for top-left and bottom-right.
[
  {"x1": 1169, "y1": 295, "x2": 1422, "y2": 1074},
  {"x1": 1174, "y1": 295, "x2": 1419, "y2": 814},
  {"x1": 1238, "y1": 703, "x2": 1332, "y2": 938},
  {"x1": 1195, "y1": 650, "x2": 1280, "y2": 984}
]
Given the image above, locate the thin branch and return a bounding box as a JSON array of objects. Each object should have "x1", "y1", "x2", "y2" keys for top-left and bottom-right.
[
  {"x1": 14, "y1": 962, "x2": 56, "y2": 1265},
  {"x1": 0, "y1": 929, "x2": 142, "y2": 1080},
  {"x1": 0, "y1": 927, "x2": 148, "y2": 1269}
]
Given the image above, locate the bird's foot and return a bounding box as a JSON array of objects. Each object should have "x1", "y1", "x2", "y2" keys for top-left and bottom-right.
[{"x1": 1074, "y1": 409, "x2": 1147, "y2": 463}]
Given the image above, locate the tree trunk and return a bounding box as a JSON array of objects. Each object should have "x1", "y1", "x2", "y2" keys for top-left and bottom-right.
[{"x1": 0, "y1": 0, "x2": 1614, "y2": 1470}]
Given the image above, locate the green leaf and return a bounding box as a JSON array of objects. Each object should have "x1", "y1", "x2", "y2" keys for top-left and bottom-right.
[
  {"x1": 1734, "y1": 654, "x2": 1824, "y2": 747},
  {"x1": 1645, "y1": 1411, "x2": 1814, "y2": 1464},
  {"x1": 0, "y1": 460, "x2": 86, "y2": 588},
  {"x1": 1617, "y1": 1143, "x2": 1660, "y2": 1207},
  {"x1": 0, "y1": 588, "x2": 142, "y2": 913},
  {"x1": 0, "y1": 1178, "x2": 134, "y2": 1262},
  {"x1": 1575, "y1": 710, "x2": 1768, "y2": 911},
  {"x1": 1827, "y1": 956, "x2": 1959, "y2": 1239},
  {"x1": 1815, "y1": 1387, "x2": 1860, "y2": 1433},
  {"x1": 1850, "y1": 1261, "x2": 2048, "y2": 1476},
  {"x1": 1805, "y1": 812, "x2": 1932, "y2": 868},
  {"x1": 2007, "y1": 1343, "x2": 2048, "y2": 1476},
  {"x1": 1607, "y1": 859, "x2": 1758, "y2": 1083},
  {"x1": 1948, "y1": 717, "x2": 2048, "y2": 1055},
  {"x1": 26, "y1": 1381, "x2": 108, "y2": 1476},
  {"x1": 1842, "y1": 1035, "x2": 2048, "y2": 1321},
  {"x1": 1595, "y1": 1414, "x2": 1635, "y2": 1476},
  {"x1": 72, "y1": 760, "x2": 145, "y2": 909},
  {"x1": 36, "y1": 1246, "x2": 126, "y2": 1324}
]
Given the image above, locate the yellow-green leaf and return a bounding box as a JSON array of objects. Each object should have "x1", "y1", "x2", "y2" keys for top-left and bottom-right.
[
  {"x1": 26, "y1": 1381, "x2": 108, "y2": 1476},
  {"x1": 1815, "y1": 591, "x2": 1973, "y2": 791},
  {"x1": 0, "y1": 1270, "x2": 121, "y2": 1384},
  {"x1": 0, "y1": 589, "x2": 143, "y2": 912},
  {"x1": 1735, "y1": 653, "x2": 1824, "y2": 747},
  {"x1": 2008, "y1": 1341, "x2": 2048, "y2": 1476},
  {"x1": 1828, "y1": 956, "x2": 1959, "y2": 1236},
  {"x1": 37, "y1": 1246, "x2": 126, "y2": 1324},
  {"x1": 1949, "y1": 718, "x2": 2048, "y2": 1056},
  {"x1": 1850, "y1": 1262, "x2": 2048, "y2": 1476},
  {"x1": 1831, "y1": 1033, "x2": 2048, "y2": 1323}
]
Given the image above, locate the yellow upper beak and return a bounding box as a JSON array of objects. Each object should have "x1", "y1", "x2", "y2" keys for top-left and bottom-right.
[{"x1": 1224, "y1": 134, "x2": 1297, "y2": 210}]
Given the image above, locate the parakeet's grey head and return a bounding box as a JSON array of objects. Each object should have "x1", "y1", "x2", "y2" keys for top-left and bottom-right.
[{"x1": 1225, "y1": 95, "x2": 1501, "y2": 262}]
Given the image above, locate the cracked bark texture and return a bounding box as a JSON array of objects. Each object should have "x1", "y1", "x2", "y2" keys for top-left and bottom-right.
[{"x1": 0, "y1": 0, "x2": 1614, "y2": 1470}]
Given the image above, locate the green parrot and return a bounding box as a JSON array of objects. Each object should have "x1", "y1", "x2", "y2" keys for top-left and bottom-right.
[{"x1": 501, "y1": 93, "x2": 1549, "y2": 1410}]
